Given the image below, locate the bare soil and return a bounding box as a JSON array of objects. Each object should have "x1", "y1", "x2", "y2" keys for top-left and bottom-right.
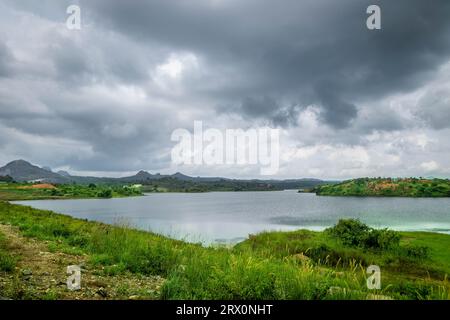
[{"x1": 0, "y1": 224, "x2": 165, "y2": 300}]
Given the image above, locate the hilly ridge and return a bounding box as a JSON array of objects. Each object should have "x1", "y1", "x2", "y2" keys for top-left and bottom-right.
[
  {"x1": 314, "y1": 177, "x2": 450, "y2": 197},
  {"x1": 0, "y1": 160, "x2": 70, "y2": 184},
  {"x1": 0, "y1": 160, "x2": 330, "y2": 190}
]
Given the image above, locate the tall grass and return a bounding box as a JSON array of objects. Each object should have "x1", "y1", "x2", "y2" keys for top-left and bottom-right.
[
  {"x1": 0, "y1": 231, "x2": 16, "y2": 272},
  {"x1": 161, "y1": 247, "x2": 369, "y2": 299}
]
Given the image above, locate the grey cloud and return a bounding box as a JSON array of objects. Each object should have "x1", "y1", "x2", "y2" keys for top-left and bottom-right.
[
  {"x1": 0, "y1": 42, "x2": 14, "y2": 77},
  {"x1": 228, "y1": 96, "x2": 301, "y2": 127},
  {"x1": 1, "y1": 0, "x2": 450, "y2": 177},
  {"x1": 315, "y1": 87, "x2": 358, "y2": 129},
  {"x1": 416, "y1": 88, "x2": 450, "y2": 130},
  {"x1": 77, "y1": 0, "x2": 450, "y2": 129},
  {"x1": 48, "y1": 30, "x2": 157, "y2": 86},
  {"x1": 357, "y1": 111, "x2": 405, "y2": 133},
  {"x1": 6, "y1": 1, "x2": 450, "y2": 126}
]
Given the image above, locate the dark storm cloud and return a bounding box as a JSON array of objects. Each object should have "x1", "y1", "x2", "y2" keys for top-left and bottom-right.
[
  {"x1": 76, "y1": 0, "x2": 450, "y2": 128},
  {"x1": 5, "y1": 0, "x2": 450, "y2": 128},
  {"x1": 315, "y1": 88, "x2": 358, "y2": 129},
  {"x1": 231, "y1": 96, "x2": 301, "y2": 127},
  {"x1": 1, "y1": 0, "x2": 450, "y2": 177}
]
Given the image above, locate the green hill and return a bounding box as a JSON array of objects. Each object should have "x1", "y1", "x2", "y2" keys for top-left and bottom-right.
[{"x1": 313, "y1": 178, "x2": 450, "y2": 197}]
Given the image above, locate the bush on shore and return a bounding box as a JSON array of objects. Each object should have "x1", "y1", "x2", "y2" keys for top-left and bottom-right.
[{"x1": 326, "y1": 219, "x2": 400, "y2": 250}]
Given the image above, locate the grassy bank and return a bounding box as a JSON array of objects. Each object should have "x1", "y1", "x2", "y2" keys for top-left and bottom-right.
[
  {"x1": 0, "y1": 183, "x2": 143, "y2": 201},
  {"x1": 0, "y1": 201, "x2": 449, "y2": 300},
  {"x1": 313, "y1": 178, "x2": 450, "y2": 197}
]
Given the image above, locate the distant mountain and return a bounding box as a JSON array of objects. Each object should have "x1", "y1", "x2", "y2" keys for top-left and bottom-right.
[
  {"x1": 0, "y1": 160, "x2": 69, "y2": 183},
  {"x1": 171, "y1": 172, "x2": 193, "y2": 181},
  {"x1": 0, "y1": 159, "x2": 332, "y2": 189},
  {"x1": 170, "y1": 172, "x2": 224, "y2": 182},
  {"x1": 115, "y1": 171, "x2": 225, "y2": 183},
  {"x1": 57, "y1": 170, "x2": 71, "y2": 177},
  {"x1": 116, "y1": 170, "x2": 162, "y2": 183}
]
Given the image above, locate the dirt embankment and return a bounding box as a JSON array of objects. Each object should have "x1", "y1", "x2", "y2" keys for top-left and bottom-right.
[
  {"x1": 0, "y1": 224, "x2": 164, "y2": 300},
  {"x1": 17, "y1": 184, "x2": 56, "y2": 189}
]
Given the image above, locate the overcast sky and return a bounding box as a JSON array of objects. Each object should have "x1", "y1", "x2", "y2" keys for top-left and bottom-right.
[{"x1": 1, "y1": 0, "x2": 450, "y2": 179}]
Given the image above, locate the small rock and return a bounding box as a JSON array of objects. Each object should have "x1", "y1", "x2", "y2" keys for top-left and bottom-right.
[
  {"x1": 21, "y1": 269, "x2": 33, "y2": 276},
  {"x1": 96, "y1": 287, "x2": 108, "y2": 298}
]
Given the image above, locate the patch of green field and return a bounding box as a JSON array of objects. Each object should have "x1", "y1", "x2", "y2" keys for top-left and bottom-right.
[
  {"x1": 0, "y1": 201, "x2": 448, "y2": 300},
  {"x1": 0, "y1": 183, "x2": 142, "y2": 201},
  {"x1": 399, "y1": 232, "x2": 450, "y2": 275}
]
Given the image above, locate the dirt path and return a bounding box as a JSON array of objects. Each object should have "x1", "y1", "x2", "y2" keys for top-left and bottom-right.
[{"x1": 0, "y1": 224, "x2": 164, "y2": 300}]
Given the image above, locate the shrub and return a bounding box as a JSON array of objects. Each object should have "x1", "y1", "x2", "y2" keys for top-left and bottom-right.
[
  {"x1": 403, "y1": 245, "x2": 430, "y2": 260},
  {"x1": 50, "y1": 189, "x2": 63, "y2": 196},
  {"x1": 325, "y1": 219, "x2": 370, "y2": 247},
  {"x1": 97, "y1": 189, "x2": 112, "y2": 198},
  {"x1": 326, "y1": 219, "x2": 400, "y2": 250},
  {"x1": 363, "y1": 228, "x2": 400, "y2": 250}
]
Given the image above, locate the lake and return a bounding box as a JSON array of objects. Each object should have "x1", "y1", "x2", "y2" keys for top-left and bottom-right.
[{"x1": 13, "y1": 190, "x2": 450, "y2": 244}]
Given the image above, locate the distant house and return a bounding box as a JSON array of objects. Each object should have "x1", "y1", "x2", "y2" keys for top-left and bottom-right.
[
  {"x1": 123, "y1": 184, "x2": 142, "y2": 189},
  {"x1": 27, "y1": 179, "x2": 46, "y2": 183}
]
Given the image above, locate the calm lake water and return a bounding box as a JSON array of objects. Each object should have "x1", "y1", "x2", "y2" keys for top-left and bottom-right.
[{"x1": 14, "y1": 191, "x2": 450, "y2": 244}]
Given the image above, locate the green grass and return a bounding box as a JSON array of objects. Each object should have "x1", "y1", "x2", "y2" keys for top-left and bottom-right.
[
  {"x1": 235, "y1": 225, "x2": 450, "y2": 300},
  {"x1": 0, "y1": 201, "x2": 448, "y2": 300},
  {"x1": 0, "y1": 230, "x2": 17, "y2": 272},
  {"x1": 0, "y1": 183, "x2": 142, "y2": 201},
  {"x1": 399, "y1": 232, "x2": 450, "y2": 275},
  {"x1": 235, "y1": 228, "x2": 450, "y2": 278},
  {"x1": 314, "y1": 178, "x2": 450, "y2": 197}
]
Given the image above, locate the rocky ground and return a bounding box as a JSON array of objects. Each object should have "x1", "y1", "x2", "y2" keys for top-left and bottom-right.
[{"x1": 0, "y1": 224, "x2": 165, "y2": 300}]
